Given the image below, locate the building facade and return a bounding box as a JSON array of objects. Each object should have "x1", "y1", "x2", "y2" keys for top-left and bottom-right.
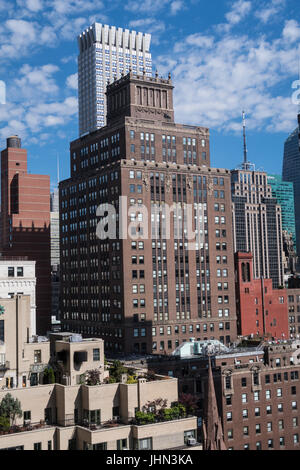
[
  {"x1": 267, "y1": 175, "x2": 296, "y2": 247},
  {"x1": 0, "y1": 259, "x2": 36, "y2": 335},
  {"x1": 235, "y1": 252, "x2": 289, "y2": 339},
  {"x1": 0, "y1": 136, "x2": 51, "y2": 334},
  {"x1": 50, "y1": 190, "x2": 60, "y2": 327},
  {"x1": 231, "y1": 168, "x2": 284, "y2": 288},
  {"x1": 282, "y1": 118, "x2": 300, "y2": 263},
  {"x1": 0, "y1": 295, "x2": 199, "y2": 451},
  {"x1": 78, "y1": 23, "x2": 152, "y2": 136},
  {"x1": 145, "y1": 338, "x2": 300, "y2": 450},
  {"x1": 59, "y1": 72, "x2": 238, "y2": 355},
  {"x1": 286, "y1": 288, "x2": 300, "y2": 338}
]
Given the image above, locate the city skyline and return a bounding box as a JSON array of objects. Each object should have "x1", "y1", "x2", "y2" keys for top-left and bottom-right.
[{"x1": 0, "y1": 1, "x2": 299, "y2": 186}]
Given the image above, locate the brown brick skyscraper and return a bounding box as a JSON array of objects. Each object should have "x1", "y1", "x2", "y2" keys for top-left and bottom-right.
[
  {"x1": 0, "y1": 136, "x2": 51, "y2": 334},
  {"x1": 60, "y1": 72, "x2": 237, "y2": 354}
]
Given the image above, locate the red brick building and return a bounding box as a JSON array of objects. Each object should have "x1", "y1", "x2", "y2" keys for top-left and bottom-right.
[
  {"x1": 235, "y1": 252, "x2": 289, "y2": 340},
  {"x1": 0, "y1": 136, "x2": 51, "y2": 334}
]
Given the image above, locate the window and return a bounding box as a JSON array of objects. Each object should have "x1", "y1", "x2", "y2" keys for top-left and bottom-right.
[
  {"x1": 256, "y1": 424, "x2": 261, "y2": 434},
  {"x1": 242, "y1": 409, "x2": 248, "y2": 419},
  {"x1": 267, "y1": 422, "x2": 272, "y2": 432},
  {"x1": 266, "y1": 390, "x2": 271, "y2": 400},
  {"x1": 254, "y1": 391, "x2": 260, "y2": 401},
  {"x1": 266, "y1": 405, "x2": 272, "y2": 415},
  {"x1": 277, "y1": 388, "x2": 282, "y2": 398},
  {"x1": 242, "y1": 394, "x2": 247, "y2": 404},
  {"x1": 226, "y1": 395, "x2": 232, "y2": 406},
  {"x1": 8, "y1": 267, "x2": 14, "y2": 277},
  {"x1": 294, "y1": 434, "x2": 299, "y2": 445},
  {"x1": 17, "y1": 267, "x2": 24, "y2": 277},
  {"x1": 34, "y1": 350, "x2": 41, "y2": 364},
  {"x1": 292, "y1": 401, "x2": 297, "y2": 410},
  {"x1": 93, "y1": 349, "x2": 100, "y2": 361},
  {"x1": 137, "y1": 438, "x2": 152, "y2": 450},
  {"x1": 268, "y1": 439, "x2": 273, "y2": 449},
  {"x1": 117, "y1": 439, "x2": 128, "y2": 450},
  {"x1": 278, "y1": 420, "x2": 284, "y2": 431},
  {"x1": 255, "y1": 407, "x2": 260, "y2": 417},
  {"x1": 227, "y1": 412, "x2": 232, "y2": 422},
  {"x1": 34, "y1": 443, "x2": 42, "y2": 451},
  {"x1": 23, "y1": 411, "x2": 31, "y2": 423},
  {"x1": 243, "y1": 426, "x2": 249, "y2": 436},
  {"x1": 293, "y1": 417, "x2": 298, "y2": 428}
]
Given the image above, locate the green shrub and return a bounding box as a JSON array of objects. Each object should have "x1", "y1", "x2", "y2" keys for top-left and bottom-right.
[
  {"x1": 135, "y1": 411, "x2": 156, "y2": 425},
  {"x1": 0, "y1": 416, "x2": 10, "y2": 432}
]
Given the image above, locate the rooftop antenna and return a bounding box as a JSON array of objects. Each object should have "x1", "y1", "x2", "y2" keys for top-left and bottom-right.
[
  {"x1": 242, "y1": 110, "x2": 248, "y2": 170},
  {"x1": 57, "y1": 154, "x2": 60, "y2": 187},
  {"x1": 235, "y1": 111, "x2": 256, "y2": 171}
]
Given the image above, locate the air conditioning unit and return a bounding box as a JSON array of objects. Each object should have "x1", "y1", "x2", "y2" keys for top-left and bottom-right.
[
  {"x1": 187, "y1": 438, "x2": 197, "y2": 446},
  {"x1": 123, "y1": 448, "x2": 129, "y2": 451},
  {"x1": 24, "y1": 420, "x2": 31, "y2": 426},
  {"x1": 113, "y1": 416, "x2": 120, "y2": 421}
]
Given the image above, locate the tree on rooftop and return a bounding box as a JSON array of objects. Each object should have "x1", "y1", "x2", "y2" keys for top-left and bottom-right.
[
  {"x1": 109, "y1": 360, "x2": 128, "y2": 382},
  {"x1": 0, "y1": 393, "x2": 22, "y2": 425},
  {"x1": 86, "y1": 369, "x2": 101, "y2": 386},
  {"x1": 178, "y1": 393, "x2": 198, "y2": 414}
]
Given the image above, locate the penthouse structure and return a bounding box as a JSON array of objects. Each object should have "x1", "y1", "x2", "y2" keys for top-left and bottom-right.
[
  {"x1": 59, "y1": 72, "x2": 238, "y2": 355},
  {"x1": 78, "y1": 23, "x2": 152, "y2": 135}
]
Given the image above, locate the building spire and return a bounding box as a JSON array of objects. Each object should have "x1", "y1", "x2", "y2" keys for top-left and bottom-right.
[
  {"x1": 202, "y1": 356, "x2": 227, "y2": 451},
  {"x1": 242, "y1": 110, "x2": 248, "y2": 169}
]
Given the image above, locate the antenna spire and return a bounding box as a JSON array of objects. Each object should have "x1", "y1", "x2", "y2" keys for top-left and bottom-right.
[
  {"x1": 242, "y1": 111, "x2": 248, "y2": 169},
  {"x1": 57, "y1": 154, "x2": 60, "y2": 187}
]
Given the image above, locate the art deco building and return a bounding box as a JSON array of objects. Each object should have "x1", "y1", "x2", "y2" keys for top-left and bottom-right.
[
  {"x1": 78, "y1": 23, "x2": 152, "y2": 135},
  {"x1": 50, "y1": 190, "x2": 60, "y2": 327},
  {"x1": 59, "y1": 72, "x2": 237, "y2": 355},
  {"x1": 231, "y1": 167, "x2": 284, "y2": 288},
  {"x1": 0, "y1": 136, "x2": 51, "y2": 334}
]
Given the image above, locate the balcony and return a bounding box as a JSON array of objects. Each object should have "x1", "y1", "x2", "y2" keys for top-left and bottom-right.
[
  {"x1": 0, "y1": 420, "x2": 54, "y2": 437},
  {"x1": 0, "y1": 361, "x2": 9, "y2": 371}
]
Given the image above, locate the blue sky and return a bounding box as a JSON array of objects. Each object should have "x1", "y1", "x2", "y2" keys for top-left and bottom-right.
[{"x1": 0, "y1": 0, "x2": 299, "y2": 189}]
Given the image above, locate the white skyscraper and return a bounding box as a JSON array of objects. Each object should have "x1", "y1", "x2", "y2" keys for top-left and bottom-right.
[{"x1": 78, "y1": 23, "x2": 152, "y2": 136}]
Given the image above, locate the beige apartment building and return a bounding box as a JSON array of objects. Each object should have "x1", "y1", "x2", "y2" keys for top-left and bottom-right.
[{"x1": 0, "y1": 295, "x2": 199, "y2": 450}]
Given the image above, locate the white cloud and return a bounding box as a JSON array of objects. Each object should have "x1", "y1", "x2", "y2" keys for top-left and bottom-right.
[
  {"x1": 129, "y1": 18, "x2": 165, "y2": 35},
  {"x1": 170, "y1": 0, "x2": 184, "y2": 15},
  {"x1": 225, "y1": 0, "x2": 252, "y2": 25},
  {"x1": 255, "y1": 0, "x2": 286, "y2": 24},
  {"x1": 156, "y1": 22, "x2": 300, "y2": 134},
  {"x1": 125, "y1": 0, "x2": 170, "y2": 13},
  {"x1": 13, "y1": 64, "x2": 59, "y2": 102},
  {"x1": 282, "y1": 19, "x2": 300, "y2": 43},
  {"x1": 26, "y1": 0, "x2": 43, "y2": 11},
  {"x1": 66, "y1": 73, "x2": 78, "y2": 90}
]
